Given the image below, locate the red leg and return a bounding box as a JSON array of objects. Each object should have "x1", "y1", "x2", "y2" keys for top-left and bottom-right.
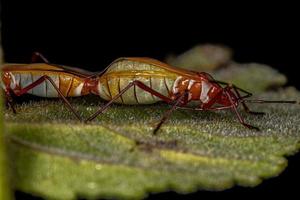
[
  {"x1": 231, "y1": 85, "x2": 265, "y2": 115},
  {"x1": 13, "y1": 75, "x2": 82, "y2": 121},
  {"x1": 85, "y1": 80, "x2": 174, "y2": 122},
  {"x1": 214, "y1": 80, "x2": 252, "y2": 99},
  {"x1": 176, "y1": 92, "x2": 259, "y2": 130},
  {"x1": 134, "y1": 81, "x2": 173, "y2": 104},
  {"x1": 31, "y1": 52, "x2": 50, "y2": 63},
  {"x1": 215, "y1": 81, "x2": 264, "y2": 115},
  {"x1": 3, "y1": 89, "x2": 17, "y2": 114},
  {"x1": 153, "y1": 90, "x2": 189, "y2": 134},
  {"x1": 173, "y1": 88, "x2": 259, "y2": 130},
  {"x1": 225, "y1": 90, "x2": 259, "y2": 130},
  {"x1": 175, "y1": 105, "x2": 233, "y2": 111}
]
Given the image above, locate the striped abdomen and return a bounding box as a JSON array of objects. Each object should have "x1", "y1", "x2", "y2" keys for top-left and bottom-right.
[
  {"x1": 97, "y1": 59, "x2": 179, "y2": 104},
  {"x1": 4, "y1": 71, "x2": 85, "y2": 98}
]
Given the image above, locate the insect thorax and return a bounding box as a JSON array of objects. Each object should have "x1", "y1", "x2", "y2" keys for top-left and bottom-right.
[{"x1": 171, "y1": 76, "x2": 215, "y2": 103}]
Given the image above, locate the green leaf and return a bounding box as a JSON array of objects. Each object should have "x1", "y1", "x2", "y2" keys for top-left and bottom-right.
[
  {"x1": 212, "y1": 63, "x2": 287, "y2": 93},
  {"x1": 4, "y1": 86, "x2": 300, "y2": 200},
  {"x1": 165, "y1": 44, "x2": 232, "y2": 70}
]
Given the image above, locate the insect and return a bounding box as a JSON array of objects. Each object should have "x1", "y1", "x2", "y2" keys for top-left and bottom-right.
[
  {"x1": 1, "y1": 52, "x2": 95, "y2": 121},
  {"x1": 1, "y1": 52, "x2": 297, "y2": 133}
]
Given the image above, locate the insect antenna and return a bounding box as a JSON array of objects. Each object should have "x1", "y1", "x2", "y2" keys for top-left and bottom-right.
[{"x1": 242, "y1": 99, "x2": 298, "y2": 104}]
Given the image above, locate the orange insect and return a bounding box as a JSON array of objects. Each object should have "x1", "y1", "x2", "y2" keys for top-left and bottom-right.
[{"x1": 2, "y1": 52, "x2": 296, "y2": 133}]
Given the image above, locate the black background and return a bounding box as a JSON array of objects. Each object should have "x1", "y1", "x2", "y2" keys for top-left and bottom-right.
[{"x1": 1, "y1": 1, "x2": 300, "y2": 199}]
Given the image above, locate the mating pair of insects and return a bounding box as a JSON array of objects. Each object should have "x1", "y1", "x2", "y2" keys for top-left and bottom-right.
[{"x1": 2, "y1": 52, "x2": 297, "y2": 133}]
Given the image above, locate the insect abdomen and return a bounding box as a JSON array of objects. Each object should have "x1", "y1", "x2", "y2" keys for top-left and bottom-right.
[
  {"x1": 7, "y1": 71, "x2": 85, "y2": 97},
  {"x1": 98, "y1": 59, "x2": 179, "y2": 104},
  {"x1": 99, "y1": 75, "x2": 176, "y2": 104}
]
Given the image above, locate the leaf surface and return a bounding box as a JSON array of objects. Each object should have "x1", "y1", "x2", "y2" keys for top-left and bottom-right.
[{"x1": 4, "y1": 87, "x2": 300, "y2": 200}]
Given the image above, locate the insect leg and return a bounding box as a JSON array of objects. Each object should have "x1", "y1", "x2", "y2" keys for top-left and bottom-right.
[
  {"x1": 3, "y1": 89, "x2": 17, "y2": 114},
  {"x1": 12, "y1": 75, "x2": 82, "y2": 121},
  {"x1": 85, "y1": 80, "x2": 174, "y2": 122},
  {"x1": 213, "y1": 80, "x2": 252, "y2": 98},
  {"x1": 225, "y1": 90, "x2": 260, "y2": 130},
  {"x1": 175, "y1": 105, "x2": 233, "y2": 111},
  {"x1": 214, "y1": 80, "x2": 264, "y2": 115},
  {"x1": 153, "y1": 91, "x2": 189, "y2": 134},
  {"x1": 85, "y1": 82, "x2": 135, "y2": 122},
  {"x1": 231, "y1": 85, "x2": 265, "y2": 115},
  {"x1": 31, "y1": 52, "x2": 50, "y2": 63}
]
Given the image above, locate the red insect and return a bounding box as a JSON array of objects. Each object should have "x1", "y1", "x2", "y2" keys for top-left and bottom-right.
[{"x1": 2, "y1": 53, "x2": 297, "y2": 133}]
